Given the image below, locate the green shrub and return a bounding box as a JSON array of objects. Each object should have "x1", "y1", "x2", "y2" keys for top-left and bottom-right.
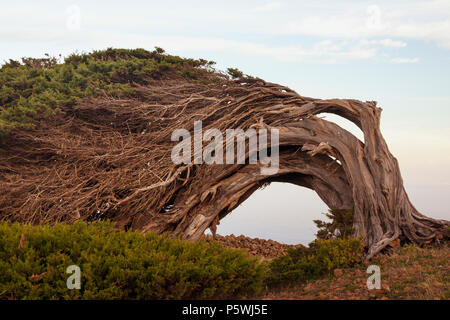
[
  {"x1": 266, "y1": 238, "x2": 363, "y2": 287},
  {"x1": 226, "y1": 67, "x2": 244, "y2": 79},
  {"x1": 313, "y1": 208, "x2": 354, "y2": 240},
  {"x1": 0, "y1": 48, "x2": 216, "y2": 136},
  {"x1": 0, "y1": 221, "x2": 266, "y2": 299}
]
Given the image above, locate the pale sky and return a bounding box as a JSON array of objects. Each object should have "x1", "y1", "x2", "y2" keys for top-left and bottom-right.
[{"x1": 1, "y1": 0, "x2": 449, "y2": 244}]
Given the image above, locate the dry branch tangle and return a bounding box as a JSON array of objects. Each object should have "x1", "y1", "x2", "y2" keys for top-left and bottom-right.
[{"x1": 0, "y1": 79, "x2": 448, "y2": 259}]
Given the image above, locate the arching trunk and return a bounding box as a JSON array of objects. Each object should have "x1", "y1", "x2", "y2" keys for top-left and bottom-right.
[{"x1": 133, "y1": 98, "x2": 449, "y2": 259}]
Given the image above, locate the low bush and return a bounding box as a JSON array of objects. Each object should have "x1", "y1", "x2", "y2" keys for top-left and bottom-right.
[
  {"x1": 0, "y1": 221, "x2": 266, "y2": 300},
  {"x1": 266, "y1": 238, "x2": 363, "y2": 287}
]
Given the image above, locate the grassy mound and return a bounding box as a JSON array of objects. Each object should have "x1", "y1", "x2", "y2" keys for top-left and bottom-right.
[
  {"x1": 0, "y1": 221, "x2": 266, "y2": 299},
  {"x1": 0, "y1": 48, "x2": 217, "y2": 135}
]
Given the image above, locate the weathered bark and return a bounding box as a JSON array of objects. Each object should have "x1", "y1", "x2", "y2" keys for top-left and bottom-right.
[{"x1": 0, "y1": 78, "x2": 448, "y2": 258}]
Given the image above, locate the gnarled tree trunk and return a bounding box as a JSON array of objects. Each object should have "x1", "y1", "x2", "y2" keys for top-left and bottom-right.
[{"x1": 131, "y1": 90, "x2": 449, "y2": 259}]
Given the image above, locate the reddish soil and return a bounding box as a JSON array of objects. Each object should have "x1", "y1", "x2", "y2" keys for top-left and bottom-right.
[{"x1": 205, "y1": 234, "x2": 303, "y2": 259}]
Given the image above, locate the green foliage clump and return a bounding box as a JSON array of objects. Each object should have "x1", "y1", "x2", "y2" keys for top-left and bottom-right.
[
  {"x1": 266, "y1": 238, "x2": 363, "y2": 287},
  {"x1": 267, "y1": 209, "x2": 361, "y2": 287},
  {"x1": 0, "y1": 48, "x2": 216, "y2": 136},
  {"x1": 0, "y1": 221, "x2": 266, "y2": 300},
  {"x1": 313, "y1": 208, "x2": 354, "y2": 240},
  {"x1": 226, "y1": 67, "x2": 244, "y2": 79}
]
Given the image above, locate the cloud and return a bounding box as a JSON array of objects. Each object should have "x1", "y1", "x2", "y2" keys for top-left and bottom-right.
[
  {"x1": 280, "y1": 1, "x2": 450, "y2": 49},
  {"x1": 391, "y1": 57, "x2": 420, "y2": 63},
  {"x1": 254, "y1": 2, "x2": 282, "y2": 12},
  {"x1": 360, "y1": 39, "x2": 407, "y2": 48},
  {"x1": 117, "y1": 36, "x2": 377, "y2": 63},
  {"x1": 0, "y1": 0, "x2": 448, "y2": 64},
  {"x1": 378, "y1": 39, "x2": 407, "y2": 48}
]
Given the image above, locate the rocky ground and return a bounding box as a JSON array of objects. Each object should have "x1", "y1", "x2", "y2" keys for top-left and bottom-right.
[{"x1": 205, "y1": 234, "x2": 303, "y2": 259}]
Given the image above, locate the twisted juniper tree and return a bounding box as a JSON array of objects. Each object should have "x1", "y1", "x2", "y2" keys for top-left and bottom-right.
[{"x1": 0, "y1": 49, "x2": 448, "y2": 258}]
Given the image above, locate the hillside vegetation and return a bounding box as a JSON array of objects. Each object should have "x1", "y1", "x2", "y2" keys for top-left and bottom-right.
[{"x1": 0, "y1": 48, "x2": 217, "y2": 135}]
